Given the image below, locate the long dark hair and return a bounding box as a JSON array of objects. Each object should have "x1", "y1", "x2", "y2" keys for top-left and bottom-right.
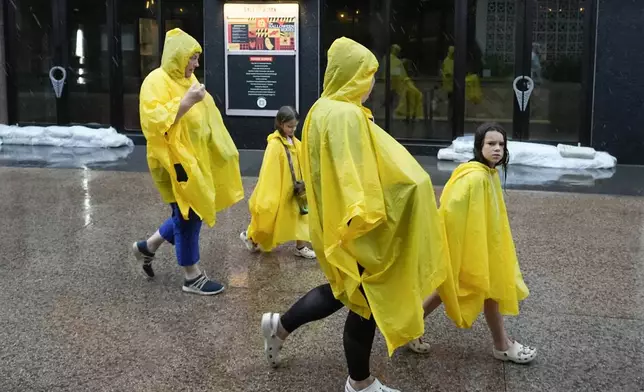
[
  {"x1": 275, "y1": 106, "x2": 299, "y2": 135},
  {"x1": 471, "y1": 122, "x2": 509, "y2": 183}
]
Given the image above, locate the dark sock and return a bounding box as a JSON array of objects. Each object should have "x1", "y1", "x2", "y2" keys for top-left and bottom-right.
[{"x1": 136, "y1": 241, "x2": 155, "y2": 257}]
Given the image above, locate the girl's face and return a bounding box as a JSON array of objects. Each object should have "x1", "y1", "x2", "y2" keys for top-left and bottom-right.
[
  {"x1": 280, "y1": 119, "x2": 299, "y2": 137},
  {"x1": 481, "y1": 130, "x2": 505, "y2": 167},
  {"x1": 185, "y1": 53, "x2": 200, "y2": 78}
]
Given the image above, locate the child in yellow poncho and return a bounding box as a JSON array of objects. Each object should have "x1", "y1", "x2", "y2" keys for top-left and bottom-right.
[
  {"x1": 239, "y1": 106, "x2": 316, "y2": 259},
  {"x1": 259, "y1": 37, "x2": 450, "y2": 392},
  {"x1": 130, "y1": 29, "x2": 243, "y2": 296},
  {"x1": 408, "y1": 122, "x2": 536, "y2": 364}
]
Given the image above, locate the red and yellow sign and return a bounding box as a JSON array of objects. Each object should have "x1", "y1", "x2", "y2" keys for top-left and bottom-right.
[{"x1": 224, "y1": 4, "x2": 298, "y2": 52}]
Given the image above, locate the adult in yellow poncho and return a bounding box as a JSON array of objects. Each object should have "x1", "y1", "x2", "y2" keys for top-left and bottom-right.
[
  {"x1": 130, "y1": 28, "x2": 243, "y2": 296},
  {"x1": 239, "y1": 106, "x2": 315, "y2": 259},
  {"x1": 259, "y1": 37, "x2": 449, "y2": 392},
  {"x1": 388, "y1": 44, "x2": 424, "y2": 120},
  {"x1": 408, "y1": 123, "x2": 537, "y2": 364},
  {"x1": 442, "y1": 46, "x2": 483, "y2": 104},
  {"x1": 441, "y1": 46, "x2": 455, "y2": 93}
]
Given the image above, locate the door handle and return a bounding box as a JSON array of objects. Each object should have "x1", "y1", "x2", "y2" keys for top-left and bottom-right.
[
  {"x1": 49, "y1": 66, "x2": 67, "y2": 99},
  {"x1": 513, "y1": 75, "x2": 534, "y2": 112}
]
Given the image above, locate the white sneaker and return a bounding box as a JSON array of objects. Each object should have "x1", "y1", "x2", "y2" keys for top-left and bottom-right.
[
  {"x1": 493, "y1": 341, "x2": 537, "y2": 364},
  {"x1": 345, "y1": 377, "x2": 401, "y2": 392},
  {"x1": 294, "y1": 246, "x2": 316, "y2": 259},
  {"x1": 240, "y1": 231, "x2": 259, "y2": 252}
]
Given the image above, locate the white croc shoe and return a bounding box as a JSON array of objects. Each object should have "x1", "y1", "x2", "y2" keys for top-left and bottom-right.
[
  {"x1": 345, "y1": 377, "x2": 401, "y2": 392},
  {"x1": 240, "y1": 231, "x2": 259, "y2": 252},
  {"x1": 406, "y1": 338, "x2": 431, "y2": 354},
  {"x1": 294, "y1": 246, "x2": 316, "y2": 259},
  {"x1": 493, "y1": 341, "x2": 537, "y2": 364},
  {"x1": 261, "y1": 312, "x2": 283, "y2": 368}
]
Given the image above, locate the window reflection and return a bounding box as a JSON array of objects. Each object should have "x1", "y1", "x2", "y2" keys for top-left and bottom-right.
[
  {"x1": 322, "y1": 0, "x2": 388, "y2": 129},
  {"x1": 162, "y1": 1, "x2": 204, "y2": 82},
  {"x1": 122, "y1": 1, "x2": 159, "y2": 129},
  {"x1": 122, "y1": 0, "x2": 204, "y2": 130},
  {"x1": 528, "y1": 0, "x2": 585, "y2": 142},
  {"x1": 388, "y1": 0, "x2": 455, "y2": 140},
  {"x1": 13, "y1": 2, "x2": 57, "y2": 124},
  {"x1": 67, "y1": 1, "x2": 110, "y2": 125}
]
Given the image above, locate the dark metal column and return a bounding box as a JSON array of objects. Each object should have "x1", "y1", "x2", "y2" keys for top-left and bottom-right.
[
  {"x1": 512, "y1": 0, "x2": 535, "y2": 140},
  {"x1": 2, "y1": 0, "x2": 17, "y2": 124},
  {"x1": 579, "y1": 0, "x2": 597, "y2": 146},
  {"x1": 157, "y1": 0, "x2": 164, "y2": 58},
  {"x1": 384, "y1": 0, "x2": 392, "y2": 132},
  {"x1": 108, "y1": 0, "x2": 124, "y2": 131},
  {"x1": 452, "y1": 0, "x2": 467, "y2": 137},
  {"x1": 52, "y1": 0, "x2": 70, "y2": 125}
]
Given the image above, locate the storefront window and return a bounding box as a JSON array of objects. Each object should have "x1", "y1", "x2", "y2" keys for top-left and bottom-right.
[
  {"x1": 12, "y1": 2, "x2": 56, "y2": 124},
  {"x1": 464, "y1": 0, "x2": 516, "y2": 136},
  {"x1": 528, "y1": 0, "x2": 585, "y2": 142},
  {"x1": 121, "y1": 0, "x2": 204, "y2": 130},
  {"x1": 388, "y1": 0, "x2": 455, "y2": 140},
  {"x1": 68, "y1": 0, "x2": 110, "y2": 125},
  {"x1": 122, "y1": 0, "x2": 159, "y2": 130},
  {"x1": 321, "y1": 0, "x2": 388, "y2": 129},
  {"x1": 162, "y1": 1, "x2": 204, "y2": 82}
]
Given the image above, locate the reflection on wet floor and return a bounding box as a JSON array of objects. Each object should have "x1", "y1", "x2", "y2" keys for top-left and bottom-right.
[{"x1": 0, "y1": 145, "x2": 643, "y2": 196}]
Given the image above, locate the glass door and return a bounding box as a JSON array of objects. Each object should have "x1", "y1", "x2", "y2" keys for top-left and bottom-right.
[
  {"x1": 65, "y1": 0, "x2": 111, "y2": 125},
  {"x1": 523, "y1": 0, "x2": 586, "y2": 142},
  {"x1": 463, "y1": 0, "x2": 584, "y2": 143},
  {"x1": 10, "y1": 1, "x2": 57, "y2": 124},
  {"x1": 7, "y1": 0, "x2": 110, "y2": 126},
  {"x1": 464, "y1": 0, "x2": 523, "y2": 136}
]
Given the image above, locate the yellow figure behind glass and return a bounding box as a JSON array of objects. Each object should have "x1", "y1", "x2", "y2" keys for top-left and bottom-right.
[{"x1": 386, "y1": 44, "x2": 424, "y2": 120}]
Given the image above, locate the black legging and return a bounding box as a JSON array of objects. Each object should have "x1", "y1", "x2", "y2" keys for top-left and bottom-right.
[{"x1": 280, "y1": 283, "x2": 376, "y2": 382}]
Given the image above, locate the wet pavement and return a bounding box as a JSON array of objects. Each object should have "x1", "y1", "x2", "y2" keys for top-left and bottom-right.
[
  {"x1": 1, "y1": 147, "x2": 644, "y2": 391},
  {"x1": 1, "y1": 145, "x2": 643, "y2": 196}
]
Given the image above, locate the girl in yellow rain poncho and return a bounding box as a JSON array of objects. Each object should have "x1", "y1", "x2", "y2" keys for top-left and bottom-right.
[
  {"x1": 130, "y1": 28, "x2": 244, "y2": 296},
  {"x1": 259, "y1": 37, "x2": 450, "y2": 392},
  {"x1": 408, "y1": 123, "x2": 537, "y2": 364},
  {"x1": 239, "y1": 106, "x2": 316, "y2": 259}
]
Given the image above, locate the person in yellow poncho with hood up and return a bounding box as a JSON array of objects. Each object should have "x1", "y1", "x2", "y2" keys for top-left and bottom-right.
[
  {"x1": 388, "y1": 44, "x2": 423, "y2": 121},
  {"x1": 259, "y1": 37, "x2": 450, "y2": 392},
  {"x1": 239, "y1": 106, "x2": 316, "y2": 259},
  {"x1": 407, "y1": 122, "x2": 537, "y2": 364},
  {"x1": 130, "y1": 28, "x2": 244, "y2": 296}
]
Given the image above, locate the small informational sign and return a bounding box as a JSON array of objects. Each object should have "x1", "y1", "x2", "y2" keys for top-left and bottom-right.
[{"x1": 224, "y1": 3, "x2": 299, "y2": 117}]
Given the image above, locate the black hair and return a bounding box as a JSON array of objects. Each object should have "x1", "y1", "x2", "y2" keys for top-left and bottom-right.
[
  {"x1": 471, "y1": 122, "x2": 509, "y2": 184},
  {"x1": 275, "y1": 106, "x2": 299, "y2": 135}
]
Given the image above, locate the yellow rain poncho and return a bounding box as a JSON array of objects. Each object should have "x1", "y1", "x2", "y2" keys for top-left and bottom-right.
[
  {"x1": 139, "y1": 28, "x2": 243, "y2": 226},
  {"x1": 301, "y1": 37, "x2": 449, "y2": 356},
  {"x1": 441, "y1": 46, "x2": 483, "y2": 104},
  {"x1": 247, "y1": 130, "x2": 309, "y2": 250},
  {"x1": 441, "y1": 46, "x2": 454, "y2": 93},
  {"x1": 437, "y1": 162, "x2": 529, "y2": 328},
  {"x1": 388, "y1": 45, "x2": 423, "y2": 119}
]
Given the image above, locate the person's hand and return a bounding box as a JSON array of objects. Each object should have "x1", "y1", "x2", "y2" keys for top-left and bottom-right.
[{"x1": 184, "y1": 83, "x2": 206, "y2": 106}]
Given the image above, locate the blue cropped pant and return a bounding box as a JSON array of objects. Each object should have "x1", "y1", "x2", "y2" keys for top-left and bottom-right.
[{"x1": 158, "y1": 203, "x2": 202, "y2": 267}]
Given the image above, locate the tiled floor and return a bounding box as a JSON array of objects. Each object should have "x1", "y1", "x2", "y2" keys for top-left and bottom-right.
[{"x1": 1, "y1": 156, "x2": 644, "y2": 391}]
